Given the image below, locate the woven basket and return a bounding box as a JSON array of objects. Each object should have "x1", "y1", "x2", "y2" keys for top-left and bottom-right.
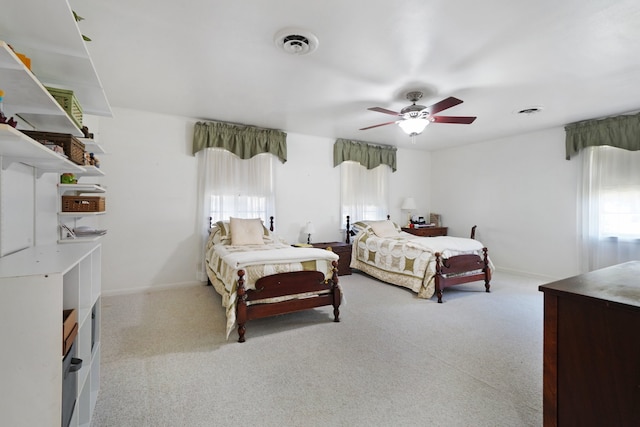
[
  {"x1": 62, "y1": 196, "x2": 105, "y2": 212},
  {"x1": 22, "y1": 131, "x2": 85, "y2": 165},
  {"x1": 45, "y1": 86, "x2": 83, "y2": 129}
]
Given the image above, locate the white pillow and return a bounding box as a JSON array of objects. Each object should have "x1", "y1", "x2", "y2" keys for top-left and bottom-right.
[
  {"x1": 230, "y1": 217, "x2": 265, "y2": 245},
  {"x1": 368, "y1": 220, "x2": 400, "y2": 238}
]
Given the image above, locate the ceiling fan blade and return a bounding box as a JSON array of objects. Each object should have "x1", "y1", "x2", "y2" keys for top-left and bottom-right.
[
  {"x1": 424, "y1": 97, "x2": 463, "y2": 115},
  {"x1": 368, "y1": 107, "x2": 401, "y2": 116},
  {"x1": 360, "y1": 121, "x2": 398, "y2": 130},
  {"x1": 432, "y1": 115, "x2": 477, "y2": 124}
]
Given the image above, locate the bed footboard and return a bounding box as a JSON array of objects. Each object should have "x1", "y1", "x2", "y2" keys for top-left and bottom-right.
[
  {"x1": 235, "y1": 261, "x2": 340, "y2": 342},
  {"x1": 434, "y1": 247, "x2": 491, "y2": 303}
]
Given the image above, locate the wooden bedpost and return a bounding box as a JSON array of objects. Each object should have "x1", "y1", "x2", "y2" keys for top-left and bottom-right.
[
  {"x1": 345, "y1": 215, "x2": 351, "y2": 244},
  {"x1": 470, "y1": 225, "x2": 477, "y2": 239},
  {"x1": 483, "y1": 247, "x2": 491, "y2": 293},
  {"x1": 434, "y1": 252, "x2": 444, "y2": 303},
  {"x1": 236, "y1": 269, "x2": 247, "y2": 343},
  {"x1": 331, "y1": 260, "x2": 341, "y2": 322},
  {"x1": 269, "y1": 216, "x2": 274, "y2": 232}
]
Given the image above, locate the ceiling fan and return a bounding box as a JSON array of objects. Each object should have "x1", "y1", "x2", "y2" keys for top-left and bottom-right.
[{"x1": 360, "y1": 91, "x2": 477, "y2": 137}]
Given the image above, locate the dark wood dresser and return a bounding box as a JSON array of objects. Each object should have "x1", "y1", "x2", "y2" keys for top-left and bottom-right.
[
  {"x1": 312, "y1": 242, "x2": 352, "y2": 276},
  {"x1": 538, "y1": 261, "x2": 640, "y2": 427},
  {"x1": 401, "y1": 226, "x2": 448, "y2": 237}
]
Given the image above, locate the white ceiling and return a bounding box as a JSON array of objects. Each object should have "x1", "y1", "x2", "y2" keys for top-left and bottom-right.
[{"x1": 75, "y1": 0, "x2": 640, "y2": 150}]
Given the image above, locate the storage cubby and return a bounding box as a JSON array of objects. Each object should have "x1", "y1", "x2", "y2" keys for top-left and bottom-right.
[{"x1": 0, "y1": 242, "x2": 101, "y2": 426}]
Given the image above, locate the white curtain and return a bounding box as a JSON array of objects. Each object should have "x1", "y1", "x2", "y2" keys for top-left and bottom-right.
[
  {"x1": 340, "y1": 161, "x2": 390, "y2": 226},
  {"x1": 195, "y1": 148, "x2": 275, "y2": 281},
  {"x1": 579, "y1": 145, "x2": 640, "y2": 272}
]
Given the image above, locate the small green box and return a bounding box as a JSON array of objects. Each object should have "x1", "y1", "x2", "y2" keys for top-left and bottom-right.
[{"x1": 46, "y1": 86, "x2": 83, "y2": 129}]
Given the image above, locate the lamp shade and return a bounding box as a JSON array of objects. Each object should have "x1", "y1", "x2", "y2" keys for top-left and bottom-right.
[
  {"x1": 398, "y1": 118, "x2": 429, "y2": 136},
  {"x1": 305, "y1": 221, "x2": 316, "y2": 234},
  {"x1": 401, "y1": 197, "x2": 416, "y2": 210}
]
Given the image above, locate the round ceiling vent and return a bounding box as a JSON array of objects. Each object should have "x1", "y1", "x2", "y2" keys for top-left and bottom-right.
[{"x1": 274, "y1": 28, "x2": 319, "y2": 55}]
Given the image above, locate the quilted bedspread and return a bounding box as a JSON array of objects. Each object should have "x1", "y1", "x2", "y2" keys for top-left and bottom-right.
[
  {"x1": 205, "y1": 228, "x2": 338, "y2": 338},
  {"x1": 350, "y1": 223, "x2": 492, "y2": 299}
]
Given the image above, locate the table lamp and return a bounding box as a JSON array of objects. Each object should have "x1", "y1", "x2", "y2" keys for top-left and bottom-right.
[
  {"x1": 401, "y1": 197, "x2": 417, "y2": 226},
  {"x1": 305, "y1": 221, "x2": 316, "y2": 244}
]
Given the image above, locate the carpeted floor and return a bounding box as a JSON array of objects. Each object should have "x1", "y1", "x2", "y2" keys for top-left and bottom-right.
[{"x1": 91, "y1": 270, "x2": 545, "y2": 427}]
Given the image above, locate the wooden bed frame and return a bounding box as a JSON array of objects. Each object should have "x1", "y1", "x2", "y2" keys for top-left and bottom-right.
[
  {"x1": 434, "y1": 246, "x2": 491, "y2": 303},
  {"x1": 346, "y1": 216, "x2": 491, "y2": 303},
  {"x1": 209, "y1": 216, "x2": 341, "y2": 342}
]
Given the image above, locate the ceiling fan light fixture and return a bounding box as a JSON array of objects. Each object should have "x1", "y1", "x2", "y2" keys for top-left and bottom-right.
[{"x1": 398, "y1": 118, "x2": 430, "y2": 136}]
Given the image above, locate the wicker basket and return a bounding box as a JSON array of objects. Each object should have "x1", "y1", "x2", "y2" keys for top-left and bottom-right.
[
  {"x1": 22, "y1": 131, "x2": 85, "y2": 165},
  {"x1": 45, "y1": 86, "x2": 83, "y2": 129},
  {"x1": 62, "y1": 196, "x2": 105, "y2": 212}
]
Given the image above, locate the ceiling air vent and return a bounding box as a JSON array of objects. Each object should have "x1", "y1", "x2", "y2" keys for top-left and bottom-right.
[
  {"x1": 274, "y1": 28, "x2": 319, "y2": 55},
  {"x1": 516, "y1": 106, "x2": 544, "y2": 115}
]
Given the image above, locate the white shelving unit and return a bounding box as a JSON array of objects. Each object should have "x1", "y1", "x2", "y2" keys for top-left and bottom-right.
[
  {"x1": 0, "y1": 1, "x2": 110, "y2": 426},
  {"x1": 0, "y1": 40, "x2": 83, "y2": 135},
  {"x1": 0, "y1": 42, "x2": 108, "y2": 177},
  {"x1": 0, "y1": 242, "x2": 101, "y2": 427},
  {"x1": 0, "y1": 2, "x2": 112, "y2": 118},
  {"x1": 58, "y1": 183, "x2": 107, "y2": 244}
]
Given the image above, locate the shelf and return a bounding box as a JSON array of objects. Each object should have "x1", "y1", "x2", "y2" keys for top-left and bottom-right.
[
  {"x1": 58, "y1": 211, "x2": 106, "y2": 217},
  {"x1": 78, "y1": 138, "x2": 106, "y2": 154},
  {"x1": 75, "y1": 166, "x2": 105, "y2": 177},
  {"x1": 58, "y1": 235, "x2": 105, "y2": 244},
  {"x1": 0, "y1": 41, "x2": 82, "y2": 135},
  {"x1": 58, "y1": 183, "x2": 106, "y2": 194},
  {"x1": 0, "y1": 3, "x2": 111, "y2": 117},
  {"x1": 0, "y1": 124, "x2": 85, "y2": 175}
]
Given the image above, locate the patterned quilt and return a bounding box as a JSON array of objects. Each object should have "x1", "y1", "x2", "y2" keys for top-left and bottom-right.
[
  {"x1": 350, "y1": 221, "x2": 492, "y2": 299},
  {"x1": 205, "y1": 223, "x2": 339, "y2": 338}
]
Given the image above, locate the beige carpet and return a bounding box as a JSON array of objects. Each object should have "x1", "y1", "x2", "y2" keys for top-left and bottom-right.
[{"x1": 91, "y1": 270, "x2": 544, "y2": 426}]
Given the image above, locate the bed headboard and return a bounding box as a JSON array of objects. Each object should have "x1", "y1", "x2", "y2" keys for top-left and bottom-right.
[
  {"x1": 209, "y1": 216, "x2": 275, "y2": 232},
  {"x1": 345, "y1": 214, "x2": 390, "y2": 244}
]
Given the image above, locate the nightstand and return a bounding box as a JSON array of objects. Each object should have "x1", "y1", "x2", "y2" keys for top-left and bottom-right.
[
  {"x1": 401, "y1": 226, "x2": 448, "y2": 237},
  {"x1": 311, "y1": 242, "x2": 352, "y2": 276}
]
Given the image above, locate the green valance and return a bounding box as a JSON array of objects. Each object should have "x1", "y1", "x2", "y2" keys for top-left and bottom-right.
[
  {"x1": 333, "y1": 138, "x2": 397, "y2": 172},
  {"x1": 565, "y1": 112, "x2": 640, "y2": 160},
  {"x1": 193, "y1": 121, "x2": 287, "y2": 163}
]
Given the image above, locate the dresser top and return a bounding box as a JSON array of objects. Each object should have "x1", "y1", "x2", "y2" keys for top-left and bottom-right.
[{"x1": 539, "y1": 261, "x2": 640, "y2": 309}]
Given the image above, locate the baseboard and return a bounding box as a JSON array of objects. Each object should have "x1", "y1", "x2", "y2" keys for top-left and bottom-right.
[
  {"x1": 493, "y1": 266, "x2": 558, "y2": 282},
  {"x1": 102, "y1": 280, "x2": 205, "y2": 297}
]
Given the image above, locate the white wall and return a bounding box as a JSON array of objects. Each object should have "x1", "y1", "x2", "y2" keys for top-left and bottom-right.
[
  {"x1": 92, "y1": 109, "x2": 432, "y2": 293},
  {"x1": 431, "y1": 127, "x2": 580, "y2": 280},
  {"x1": 91, "y1": 109, "x2": 200, "y2": 294},
  {"x1": 274, "y1": 133, "x2": 432, "y2": 243}
]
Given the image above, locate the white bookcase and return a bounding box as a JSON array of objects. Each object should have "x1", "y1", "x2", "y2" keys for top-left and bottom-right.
[
  {"x1": 0, "y1": 1, "x2": 111, "y2": 425},
  {"x1": 0, "y1": 242, "x2": 101, "y2": 426}
]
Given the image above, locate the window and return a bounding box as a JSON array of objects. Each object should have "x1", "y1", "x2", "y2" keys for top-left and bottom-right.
[
  {"x1": 340, "y1": 161, "x2": 390, "y2": 222},
  {"x1": 579, "y1": 145, "x2": 640, "y2": 271},
  {"x1": 599, "y1": 186, "x2": 640, "y2": 239},
  {"x1": 209, "y1": 195, "x2": 268, "y2": 223},
  {"x1": 199, "y1": 148, "x2": 275, "y2": 224},
  {"x1": 195, "y1": 148, "x2": 275, "y2": 281}
]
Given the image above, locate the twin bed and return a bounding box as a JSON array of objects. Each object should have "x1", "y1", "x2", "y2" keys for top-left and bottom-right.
[
  {"x1": 204, "y1": 216, "x2": 492, "y2": 342},
  {"x1": 205, "y1": 217, "x2": 341, "y2": 342},
  {"x1": 347, "y1": 217, "x2": 492, "y2": 303}
]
